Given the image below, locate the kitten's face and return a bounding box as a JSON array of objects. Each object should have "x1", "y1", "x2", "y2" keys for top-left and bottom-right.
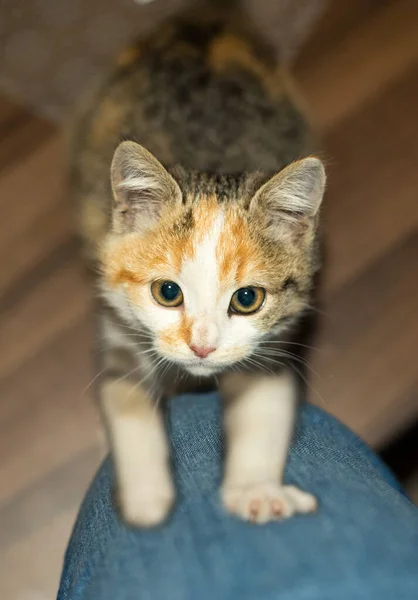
[
  {"x1": 101, "y1": 142, "x2": 325, "y2": 376},
  {"x1": 103, "y1": 198, "x2": 314, "y2": 376}
]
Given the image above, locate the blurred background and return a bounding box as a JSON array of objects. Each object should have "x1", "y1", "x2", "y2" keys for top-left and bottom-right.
[{"x1": 0, "y1": 0, "x2": 417, "y2": 598}]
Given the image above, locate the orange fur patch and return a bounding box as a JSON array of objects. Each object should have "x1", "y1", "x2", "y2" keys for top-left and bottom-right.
[
  {"x1": 165, "y1": 40, "x2": 200, "y2": 60},
  {"x1": 160, "y1": 313, "x2": 193, "y2": 350},
  {"x1": 112, "y1": 268, "x2": 144, "y2": 286},
  {"x1": 101, "y1": 198, "x2": 218, "y2": 290},
  {"x1": 116, "y1": 45, "x2": 141, "y2": 68},
  {"x1": 208, "y1": 33, "x2": 283, "y2": 100},
  {"x1": 179, "y1": 313, "x2": 193, "y2": 346},
  {"x1": 216, "y1": 205, "x2": 265, "y2": 289},
  {"x1": 191, "y1": 194, "x2": 219, "y2": 238},
  {"x1": 159, "y1": 324, "x2": 177, "y2": 348},
  {"x1": 168, "y1": 194, "x2": 221, "y2": 269},
  {"x1": 102, "y1": 196, "x2": 268, "y2": 309},
  {"x1": 89, "y1": 97, "x2": 128, "y2": 146}
]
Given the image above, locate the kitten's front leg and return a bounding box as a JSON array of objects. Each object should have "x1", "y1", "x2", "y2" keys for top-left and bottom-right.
[
  {"x1": 101, "y1": 378, "x2": 174, "y2": 527},
  {"x1": 220, "y1": 370, "x2": 317, "y2": 524}
]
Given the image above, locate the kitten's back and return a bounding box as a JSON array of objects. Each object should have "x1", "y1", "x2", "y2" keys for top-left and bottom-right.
[{"x1": 71, "y1": 3, "x2": 312, "y2": 259}]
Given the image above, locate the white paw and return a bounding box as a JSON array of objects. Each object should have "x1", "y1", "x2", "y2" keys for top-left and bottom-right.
[
  {"x1": 119, "y1": 478, "x2": 175, "y2": 528},
  {"x1": 222, "y1": 482, "x2": 317, "y2": 524}
]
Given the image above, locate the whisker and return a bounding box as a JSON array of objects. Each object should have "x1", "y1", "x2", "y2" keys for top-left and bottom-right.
[
  {"x1": 111, "y1": 363, "x2": 144, "y2": 388},
  {"x1": 109, "y1": 332, "x2": 149, "y2": 339},
  {"x1": 251, "y1": 350, "x2": 325, "y2": 405},
  {"x1": 258, "y1": 340, "x2": 321, "y2": 352},
  {"x1": 248, "y1": 354, "x2": 286, "y2": 373},
  {"x1": 241, "y1": 356, "x2": 276, "y2": 376},
  {"x1": 255, "y1": 348, "x2": 321, "y2": 379},
  {"x1": 135, "y1": 347, "x2": 159, "y2": 358},
  {"x1": 104, "y1": 320, "x2": 140, "y2": 334},
  {"x1": 159, "y1": 358, "x2": 174, "y2": 382},
  {"x1": 127, "y1": 357, "x2": 167, "y2": 399},
  {"x1": 286, "y1": 361, "x2": 326, "y2": 407},
  {"x1": 304, "y1": 304, "x2": 331, "y2": 319},
  {"x1": 80, "y1": 367, "x2": 108, "y2": 397},
  {"x1": 102, "y1": 316, "x2": 155, "y2": 339}
]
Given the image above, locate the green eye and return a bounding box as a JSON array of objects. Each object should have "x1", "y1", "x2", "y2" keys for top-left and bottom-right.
[
  {"x1": 151, "y1": 280, "x2": 183, "y2": 307},
  {"x1": 229, "y1": 287, "x2": 265, "y2": 315}
]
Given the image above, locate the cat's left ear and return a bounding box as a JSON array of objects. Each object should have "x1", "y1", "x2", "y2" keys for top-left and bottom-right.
[
  {"x1": 249, "y1": 157, "x2": 326, "y2": 238},
  {"x1": 111, "y1": 141, "x2": 182, "y2": 234}
]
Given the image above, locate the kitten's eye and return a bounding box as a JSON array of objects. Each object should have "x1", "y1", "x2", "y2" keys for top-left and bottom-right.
[
  {"x1": 229, "y1": 287, "x2": 265, "y2": 315},
  {"x1": 151, "y1": 280, "x2": 183, "y2": 307}
]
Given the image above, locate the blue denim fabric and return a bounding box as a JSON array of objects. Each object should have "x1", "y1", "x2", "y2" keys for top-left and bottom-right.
[{"x1": 58, "y1": 394, "x2": 418, "y2": 600}]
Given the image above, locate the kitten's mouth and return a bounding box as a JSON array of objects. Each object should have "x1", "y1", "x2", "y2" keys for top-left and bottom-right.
[{"x1": 157, "y1": 347, "x2": 247, "y2": 377}]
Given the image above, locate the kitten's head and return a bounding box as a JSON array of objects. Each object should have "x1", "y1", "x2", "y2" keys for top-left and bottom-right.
[{"x1": 101, "y1": 141, "x2": 325, "y2": 376}]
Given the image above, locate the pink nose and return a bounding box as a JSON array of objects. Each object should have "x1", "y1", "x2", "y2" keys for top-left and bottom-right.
[{"x1": 190, "y1": 345, "x2": 216, "y2": 359}]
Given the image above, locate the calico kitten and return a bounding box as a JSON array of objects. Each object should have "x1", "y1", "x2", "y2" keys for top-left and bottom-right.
[{"x1": 71, "y1": 3, "x2": 326, "y2": 527}]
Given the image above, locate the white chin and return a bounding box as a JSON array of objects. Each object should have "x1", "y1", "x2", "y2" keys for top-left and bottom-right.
[{"x1": 185, "y1": 364, "x2": 218, "y2": 377}]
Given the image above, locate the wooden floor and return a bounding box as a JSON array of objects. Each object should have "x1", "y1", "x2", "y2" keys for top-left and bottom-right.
[{"x1": 1, "y1": 0, "x2": 417, "y2": 597}]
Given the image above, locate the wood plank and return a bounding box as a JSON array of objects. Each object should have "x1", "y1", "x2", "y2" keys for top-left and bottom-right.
[
  {"x1": 320, "y1": 68, "x2": 418, "y2": 295},
  {"x1": 0, "y1": 113, "x2": 55, "y2": 173},
  {"x1": 0, "y1": 96, "x2": 23, "y2": 129},
  {"x1": 0, "y1": 136, "x2": 65, "y2": 266},
  {"x1": 311, "y1": 233, "x2": 418, "y2": 446},
  {"x1": 295, "y1": 0, "x2": 392, "y2": 66},
  {"x1": 0, "y1": 260, "x2": 90, "y2": 377},
  {"x1": 0, "y1": 445, "x2": 103, "y2": 552},
  {"x1": 0, "y1": 314, "x2": 101, "y2": 505},
  {"x1": 0, "y1": 510, "x2": 77, "y2": 600},
  {"x1": 0, "y1": 234, "x2": 78, "y2": 314},
  {"x1": 296, "y1": 0, "x2": 418, "y2": 131}
]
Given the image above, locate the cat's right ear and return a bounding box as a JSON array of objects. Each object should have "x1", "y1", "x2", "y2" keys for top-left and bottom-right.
[{"x1": 110, "y1": 141, "x2": 182, "y2": 234}]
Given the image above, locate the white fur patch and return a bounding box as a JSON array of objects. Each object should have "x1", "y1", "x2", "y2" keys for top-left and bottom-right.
[
  {"x1": 117, "y1": 175, "x2": 162, "y2": 194},
  {"x1": 102, "y1": 379, "x2": 174, "y2": 527},
  {"x1": 223, "y1": 372, "x2": 296, "y2": 485},
  {"x1": 181, "y1": 210, "x2": 224, "y2": 328},
  {"x1": 221, "y1": 370, "x2": 317, "y2": 523}
]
